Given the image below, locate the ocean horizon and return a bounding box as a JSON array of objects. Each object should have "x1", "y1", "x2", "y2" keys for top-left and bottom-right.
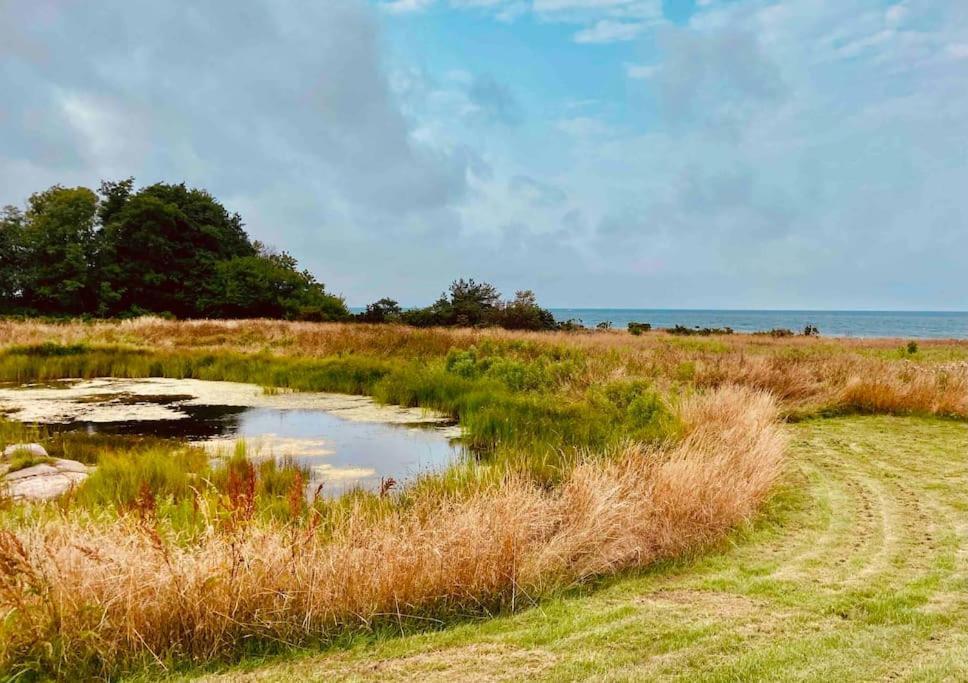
[
  {"x1": 349, "y1": 308, "x2": 968, "y2": 339},
  {"x1": 548, "y1": 309, "x2": 968, "y2": 339}
]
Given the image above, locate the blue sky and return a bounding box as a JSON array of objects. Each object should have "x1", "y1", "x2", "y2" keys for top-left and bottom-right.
[{"x1": 2, "y1": 0, "x2": 967, "y2": 309}]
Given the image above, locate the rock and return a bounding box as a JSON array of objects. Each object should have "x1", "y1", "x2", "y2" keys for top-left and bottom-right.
[
  {"x1": 2, "y1": 442, "x2": 48, "y2": 460},
  {"x1": 3, "y1": 463, "x2": 59, "y2": 481},
  {"x1": 52, "y1": 458, "x2": 89, "y2": 474},
  {"x1": 1, "y1": 458, "x2": 91, "y2": 502}
]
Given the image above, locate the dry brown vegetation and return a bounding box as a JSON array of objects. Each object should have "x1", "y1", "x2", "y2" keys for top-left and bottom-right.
[
  {"x1": 1, "y1": 317, "x2": 965, "y2": 418},
  {"x1": 0, "y1": 386, "x2": 783, "y2": 679}
]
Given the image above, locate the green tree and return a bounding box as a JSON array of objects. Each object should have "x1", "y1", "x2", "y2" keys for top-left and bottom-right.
[
  {"x1": 358, "y1": 298, "x2": 402, "y2": 323},
  {"x1": 496, "y1": 290, "x2": 556, "y2": 330},
  {"x1": 399, "y1": 279, "x2": 554, "y2": 330},
  {"x1": 448, "y1": 278, "x2": 500, "y2": 326},
  {"x1": 0, "y1": 205, "x2": 25, "y2": 308},
  {"x1": 206, "y1": 252, "x2": 347, "y2": 321},
  {"x1": 19, "y1": 186, "x2": 98, "y2": 313},
  {"x1": 96, "y1": 177, "x2": 134, "y2": 227},
  {"x1": 97, "y1": 182, "x2": 256, "y2": 316}
]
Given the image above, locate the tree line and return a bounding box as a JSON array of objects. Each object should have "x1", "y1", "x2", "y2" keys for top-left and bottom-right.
[{"x1": 0, "y1": 180, "x2": 557, "y2": 330}]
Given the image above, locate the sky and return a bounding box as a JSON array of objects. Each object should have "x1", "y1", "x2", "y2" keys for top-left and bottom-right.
[{"x1": 1, "y1": 0, "x2": 966, "y2": 310}]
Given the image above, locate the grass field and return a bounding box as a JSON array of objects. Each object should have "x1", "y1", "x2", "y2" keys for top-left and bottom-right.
[{"x1": 184, "y1": 415, "x2": 968, "y2": 682}]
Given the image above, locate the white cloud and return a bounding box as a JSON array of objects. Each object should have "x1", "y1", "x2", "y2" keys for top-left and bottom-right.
[
  {"x1": 574, "y1": 19, "x2": 647, "y2": 43},
  {"x1": 884, "y1": 3, "x2": 908, "y2": 27},
  {"x1": 4, "y1": 0, "x2": 968, "y2": 308},
  {"x1": 946, "y1": 43, "x2": 968, "y2": 60},
  {"x1": 625, "y1": 62, "x2": 660, "y2": 79},
  {"x1": 555, "y1": 116, "x2": 613, "y2": 137},
  {"x1": 381, "y1": 0, "x2": 436, "y2": 13}
]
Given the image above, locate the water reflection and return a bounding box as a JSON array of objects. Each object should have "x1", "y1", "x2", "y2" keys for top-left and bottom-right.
[
  {"x1": 193, "y1": 408, "x2": 461, "y2": 493},
  {"x1": 0, "y1": 379, "x2": 463, "y2": 493}
]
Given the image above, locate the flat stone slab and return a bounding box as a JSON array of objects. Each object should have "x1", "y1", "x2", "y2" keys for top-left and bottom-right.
[{"x1": 1, "y1": 458, "x2": 91, "y2": 501}]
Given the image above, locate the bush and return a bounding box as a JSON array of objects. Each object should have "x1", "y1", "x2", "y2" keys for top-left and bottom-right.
[
  {"x1": 628, "y1": 322, "x2": 651, "y2": 336},
  {"x1": 754, "y1": 328, "x2": 794, "y2": 338},
  {"x1": 356, "y1": 298, "x2": 402, "y2": 323},
  {"x1": 668, "y1": 325, "x2": 733, "y2": 336},
  {"x1": 402, "y1": 281, "x2": 556, "y2": 331}
]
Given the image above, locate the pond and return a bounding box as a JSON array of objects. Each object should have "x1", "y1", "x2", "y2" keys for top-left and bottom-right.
[{"x1": 0, "y1": 378, "x2": 463, "y2": 494}]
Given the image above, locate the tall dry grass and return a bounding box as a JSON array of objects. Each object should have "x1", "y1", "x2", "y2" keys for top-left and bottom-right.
[
  {"x1": 837, "y1": 363, "x2": 968, "y2": 417},
  {"x1": 0, "y1": 386, "x2": 784, "y2": 679},
  {"x1": 2, "y1": 318, "x2": 965, "y2": 418}
]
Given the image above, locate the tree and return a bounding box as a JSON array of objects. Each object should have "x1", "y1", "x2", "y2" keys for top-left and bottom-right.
[
  {"x1": 400, "y1": 294, "x2": 451, "y2": 327},
  {"x1": 205, "y1": 253, "x2": 348, "y2": 321},
  {"x1": 97, "y1": 182, "x2": 257, "y2": 316},
  {"x1": 0, "y1": 206, "x2": 25, "y2": 308},
  {"x1": 19, "y1": 186, "x2": 98, "y2": 314},
  {"x1": 496, "y1": 290, "x2": 556, "y2": 330},
  {"x1": 399, "y1": 279, "x2": 555, "y2": 330},
  {"x1": 358, "y1": 298, "x2": 402, "y2": 323},
  {"x1": 448, "y1": 278, "x2": 500, "y2": 326},
  {"x1": 135, "y1": 183, "x2": 253, "y2": 259},
  {"x1": 96, "y1": 177, "x2": 134, "y2": 227}
]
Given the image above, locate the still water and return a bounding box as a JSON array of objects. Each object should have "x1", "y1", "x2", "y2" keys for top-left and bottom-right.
[{"x1": 0, "y1": 378, "x2": 462, "y2": 493}]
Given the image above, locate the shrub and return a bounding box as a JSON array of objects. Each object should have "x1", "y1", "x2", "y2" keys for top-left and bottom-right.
[
  {"x1": 628, "y1": 322, "x2": 651, "y2": 335},
  {"x1": 668, "y1": 325, "x2": 733, "y2": 336},
  {"x1": 356, "y1": 298, "x2": 402, "y2": 324},
  {"x1": 754, "y1": 328, "x2": 794, "y2": 338}
]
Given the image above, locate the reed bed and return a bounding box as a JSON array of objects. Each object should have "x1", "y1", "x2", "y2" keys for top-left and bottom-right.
[{"x1": 0, "y1": 386, "x2": 784, "y2": 680}]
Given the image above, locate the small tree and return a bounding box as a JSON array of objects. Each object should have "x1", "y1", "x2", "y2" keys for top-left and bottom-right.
[
  {"x1": 496, "y1": 290, "x2": 556, "y2": 330},
  {"x1": 448, "y1": 278, "x2": 501, "y2": 326},
  {"x1": 358, "y1": 298, "x2": 402, "y2": 323}
]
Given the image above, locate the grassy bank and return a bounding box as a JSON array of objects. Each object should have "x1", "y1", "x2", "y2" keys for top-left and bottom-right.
[
  {"x1": 1, "y1": 386, "x2": 783, "y2": 679},
  {"x1": 198, "y1": 415, "x2": 968, "y2": 682}
]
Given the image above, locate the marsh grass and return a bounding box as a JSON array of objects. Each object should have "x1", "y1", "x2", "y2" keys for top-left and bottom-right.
[
  {"x1": 2, "y1": 318, "x2": 964, "y2": 421},
  {"x1": 0, "y1": 386, "x2": 784, "y2": 680},
  {"x1": 0, "y1": 320, "x2": 965, "y2": 679},
  {"x1": 0, "y1": 342, "x2": 682, "y2": 481}
]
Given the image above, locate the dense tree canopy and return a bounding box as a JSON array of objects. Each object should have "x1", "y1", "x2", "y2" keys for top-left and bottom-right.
[
  {"x1": 19, "y1": 187, "x2": 99, "y2": 314},
  {"x1": 1, "y1": 179, "x2": 558, "y2": 329},
  {"x1": 0, "y1": 180, "x2": 347, "y2": 320}
]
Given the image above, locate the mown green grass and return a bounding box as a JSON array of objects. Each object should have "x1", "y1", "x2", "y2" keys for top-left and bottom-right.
[{"x1": 165, "y1": 415, "x2": 968, "y2": 682}]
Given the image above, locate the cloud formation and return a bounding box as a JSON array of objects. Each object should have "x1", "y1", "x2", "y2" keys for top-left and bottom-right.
[{"x1": 2, "y1": 0, "x2": 967, "y2": 309}]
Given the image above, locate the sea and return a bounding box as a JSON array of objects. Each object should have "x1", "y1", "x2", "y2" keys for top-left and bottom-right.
[
  {"x1": 347, "y1": 308, "x2": 968, "y2": 339},
  {"x1": 548, "y1": 309, "x2": 968, "y2": 340}
]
